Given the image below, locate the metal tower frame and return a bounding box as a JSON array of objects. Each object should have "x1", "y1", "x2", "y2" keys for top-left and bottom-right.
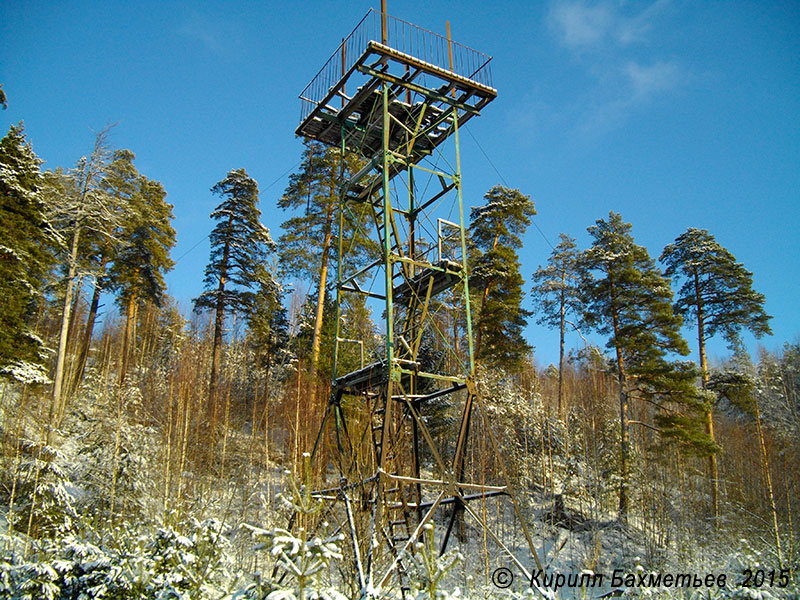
[{"x1": 295, "y1": 9, "x2": 543, "y2": 596}]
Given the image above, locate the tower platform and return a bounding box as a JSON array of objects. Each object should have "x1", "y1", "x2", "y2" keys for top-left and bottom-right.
[{"x1": 296, "y1": 10, "x2": 497, "y2": 161}]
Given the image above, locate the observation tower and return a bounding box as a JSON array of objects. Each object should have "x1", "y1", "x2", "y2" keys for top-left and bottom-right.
[{"x1": 295, "y1": 8, "x2": 544, "y2": 596}]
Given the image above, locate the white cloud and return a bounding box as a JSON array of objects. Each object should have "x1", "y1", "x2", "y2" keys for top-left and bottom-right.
[
  {"x1": 625, "y1": 60, "x2": 681, "y2": 99},
  {"x1": 549, "y1": 1, "x2": 614, "y2": 47},
  {"x1": 572, "y1": 59, "x2": 684, "y2": 139},
  {"x1": 177, "y1": 13, "x2": 224, "y2": 54},
  {"x1": 549, "y1": 0, "x2": 670, "y2": 49},
  {"x1": 544, "y1": 0, "x2": 684, "y2": 139}
]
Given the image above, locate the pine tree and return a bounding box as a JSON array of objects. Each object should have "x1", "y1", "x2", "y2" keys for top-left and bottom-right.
[
  {"x1": 660, "y1": 227, "x2": 772, "y2": 521},
  {"x1": 194, "y1": 169, "x2": 275, "y2": 420},
  {"x1": 277, "y1": 141, "x2": 372, "y2": 377},
  {"x1": 579, "y1": 212, "x2": 690, "y2": 521},
  {"x1": 247, "y1": 265, "x2": 290, "y2": 377},
  {"x1": 108, "y1": 163, "x2": 176, "y2": 384},
  {"x1": 44, "y1": 127, "x2": 119, "y2": 419},
  {"x1": 531, "y1": 234, "x2": 582, "y2": 417},
  {"x1": 469, "y1": 185, "x2": 535, "y2": 372},
  {"x1": 69, "y1": 149, "x2": 139, "y2": 394},
  {"x1": 0, "y1": 123, "x2": 53, "y2": 383},
  {"x1": 661, "y1": 227, "x2": 772, "y2": 381}
]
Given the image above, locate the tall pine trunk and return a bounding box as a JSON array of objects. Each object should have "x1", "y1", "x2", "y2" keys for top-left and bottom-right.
[
  {"x1": 209, "y1": 220, "x2": 232, "y2": 429},
  {"x1": 209, "y1": 279, "x2": 226, "y2": 429},
  {"x1": 310, "y1": 191, "x2": 336, "y2": 378},
  {"x1": 119, "y1": 291, "x2": 138, "y2": 386},
  {"x1": 558, "y1": 277, "x2": 566, "y2": 419},
  {"x1": 610, "y1": 290, "x2": 629, "y2": 522},
  {"x1": 754, "y1": 396, "x2": 783, "y2": 565},
  {"x1": 694, "y1": 269, "x2": 720, "y2": 524}
]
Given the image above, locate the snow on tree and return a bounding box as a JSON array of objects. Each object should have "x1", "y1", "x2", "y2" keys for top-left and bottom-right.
[
  {"x1": 661, "y1": 228, "x2": 772, "y2": 368},
  {"x1": 108, "y1": 157, "x2": 176, "y2": 384},
  {"x1": 43, "y1": 126, "x2": 121, "y2": 421},
  {"x1": 401, "y1": 523, "x2": 464, "y2": 600},
  {"x1": 241, "y1": 454, "x2": 347, "y2": 600},
  {"x1": 0, "y1": 123, "x2": 54, "y2": 384},
  {"x1": 66, "y1": 149, "x2": 138, "y2": 395}
]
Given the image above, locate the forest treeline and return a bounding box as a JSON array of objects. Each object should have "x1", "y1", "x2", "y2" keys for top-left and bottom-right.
[{"x1": 1, "y1": 122, "x2": 797, "y2": 597}]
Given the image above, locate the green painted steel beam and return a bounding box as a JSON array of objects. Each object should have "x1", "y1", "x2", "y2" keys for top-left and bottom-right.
[{"x1": 356, "y1": 64, "x2": 481, "y2": 116}]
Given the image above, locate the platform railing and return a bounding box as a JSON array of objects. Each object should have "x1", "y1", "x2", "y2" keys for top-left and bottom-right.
[{"x1": 299, "y1": 9, "x2": 493, "y2": 121}]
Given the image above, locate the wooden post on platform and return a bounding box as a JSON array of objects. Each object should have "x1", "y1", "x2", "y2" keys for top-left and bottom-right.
[
  {"x1": 381, "y1": 0, "x2": 387, "y2": 45},
  {"x1": 447, "y1": 21, "x2": 455, "y2": 97}
]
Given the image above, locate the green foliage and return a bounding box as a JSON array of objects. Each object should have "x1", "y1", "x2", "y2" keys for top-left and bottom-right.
[
  {"x1": 469, "y1": 185, "x2": 535, "y2": 251},
  {"x1": 106, "y1": 151, "x2": 176, "y2": 308},
  {"x1": 0, "y1": 124, "x2": 53, "y2": 382},
  {"x1": 578, "y1": 213, "x2": 714, "y2": 509},
  {"x1": 661, "y1": 227, "x2": 772, "y2": 348},
  {"x1": 290, "y1": 290, "x2": 335, "y2": 364},
  {"x1": 708, "y1": 369, "x2": 757, "y2": 415},
  {"x1": 248, "y1": 268, "x2": 291, "y2": 370},
  {"x1": 580, "y1": 212, "x2": 689, "y2": 369},
  {"x1": 277, "y1": 141, "x2": 372, "y2": 283},
  {"x1": 469, "y1": 185, "x2": 536, "y2": 372},
  {"x1": 653, "y1": 393, "x2": 720, "y2": 458},
  {"x1": 336, "y1": 293, "x2": 380, "y2": 374},
  {"x1": 277, "y1": 141, "x2": 376, "y2": 372},
  {"x1": 531, "y1": 233, "x2": 582, "y2": 332},
  {"x1": 531, "y1": 233, "x2": 583, "y2": 412},
  {"x1": 402, "y1": 523, "x2": 463, "y2": 600},
  {"x1": 291, "y1": 290, "x2": 377, "y2": 375}
]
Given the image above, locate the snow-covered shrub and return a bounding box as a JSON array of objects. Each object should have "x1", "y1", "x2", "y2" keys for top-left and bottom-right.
[
  {"x1": 120, "y1": 517, "x2": 234, "y2": 598},
  {"x1": 0, "y1": 518, "x2": 237, "y2": 600},
  {"x1": 0, "y1": 532, "x2": 116, "y2": 600},
  {"x1": 240, "y1": 455, "x2": 346, "y2": 600},
  {"x1": 401, "y1": 523, "x2": 463, "y2": 600},
  {"x1": 4, "y1": 442, "x2": 78, "y2": 541}
]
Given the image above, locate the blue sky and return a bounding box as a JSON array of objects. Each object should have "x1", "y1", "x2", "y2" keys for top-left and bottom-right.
[{"x1": 2, "y1": 0, "x2": 798, "y2": 367}]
